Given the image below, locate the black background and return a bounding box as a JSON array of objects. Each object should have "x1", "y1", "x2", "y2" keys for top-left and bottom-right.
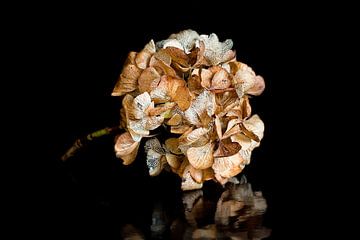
[{"x1": 25, "y1": 2, "x2": 353, "y2": 239}]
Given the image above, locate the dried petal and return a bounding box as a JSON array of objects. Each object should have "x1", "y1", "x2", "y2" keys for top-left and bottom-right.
[
  {"x1": 199, "y1": 33, "x2": 235, "y2": 65},
  {"x1": 211, "y1": 68, "x2": 231, "y2": 90},
  {"x1": 213, "y1": 139, "x2": 241, "y2": 158},
  {"x1": 114, "y1": 132, "x2": 140, "y2": 165},
  {"x1": 181, "y1": 165, "x2": 203, "y2": 191},
  {"x1": 167, "y1": 113, "x2": 182, "y2": 126},
  {"x1": 170, "y1": 124, "x2": 191, "y2": 134},
  {"x1": 144, "y1": 137, "x2": 165, "y2": 155},
  {"x1": 163, "y1": 47, "x2": 190, "y2": 67},
  {"x1": 172, "y1": 85, "x2": 192, "y2": 111},
  {"x1": 212, "y1": 152, "x2": 245, "y2": 179},
  {"x1": 165, "y1": 153, "x2": 182, "y2": 169},
  {"x1": 112, "y1": 61, "x2": 142, "y2": 96},
  {"x1": 165, "y1": 138, "x2": 182, "y2": 155},
  {"x1": 187, "y1": 142, "x2": 214, "y2": 170},
  {"x1": 184, "y1": 90, "x2": 216, "y2": 126},
  {"x1": 137, "y1": 67, "x2": 161, "y2": 93},
  {"x1": 202, "y1": 168, "x2": 215, "y2": 181},
  {"x1": 135, "y1": 40, "x2": 156, "y2": 69},
  {"x1": 146, "y1": 150, "x2": 165, "y2": 176},
  {"x1": 247, "y1": 75, "x2": 265, "y2": 96},
  {"x1": 189, "y1": 165, "x2": 203, "y2": 183}
]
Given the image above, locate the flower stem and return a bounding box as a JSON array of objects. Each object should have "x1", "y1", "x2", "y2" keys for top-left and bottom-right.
[{"x1": 61, "y1": 126, "x2": 121, "y2": 161}]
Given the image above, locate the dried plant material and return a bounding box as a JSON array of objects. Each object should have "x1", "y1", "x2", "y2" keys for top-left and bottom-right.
[
  {"x1": 114, "y1": 132, "x2": 140, "y2": 165},
  {"x1": 213, "y1": 139, "x2": 241, "y2": 158},
  {"x1": 212, "y1": 153, "x2": 244, "y2": 181},
  {"x1": 165, "y1": 153, "x2": 182, "y2": 170},
  {"x1": 189, "y1": 165, "x2": 203, "y2": 183},
  {"x1": 165, "y1": 138, "x2": 182, "y2": 155},
  {"x1": 166, "y1": 113, "x2": 182, "y2": 126},
  {"x1": 181, "y1": 166, "x2": 203, "y2": 191},
  {"x1": 112, "y1": 52, "x2": 142, "y2": 96},
  {"x1": 137, "y1": 67, "x2": 161, "y2": 93},
  {"x1": 146, "y1": 150, "x2": 166, "y2": 176},
  {"x1": 202, "y1": 168, "x2": 215, "y2": 181},
  {"x1": 113, "y1": 30, "x2": 266, "y2": 190},
  {"x1": 187, "y1": 142, "x2": 214, "y2": 170},
  {"x1": 199, "y1": 33, "x2": 235, "y2": 65},
  {"x1": 135, "y1": 40, "x2": 156, "y2": 69}
]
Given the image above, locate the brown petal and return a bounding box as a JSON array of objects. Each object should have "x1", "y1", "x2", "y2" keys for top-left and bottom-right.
[
  {"x1": 150, "y1": 54, "x2": 177, "y2": 77},
  {"x1": 189, "y1": 165, "x2": 203, "y2": 183},
  {"x1": 187, "y1": 142, "x2": 214, "y2": 170},
  {"x1": 187, "y1": 74, "x2": 203, "y2": 94},
  {"x1": 165, "y1": 153, "x2": 182, "y2": 169},
  {"x1": 213, "y1": 139, "x2": 241, "y2": 158},
  {"x1": 199, "y1": 68, "x2": 213, "y2": 89},
  {"x1": 170, "y1": 124, "x2": 191, "y2": 134},
  {"x1": 163, "y1": 47, "x2": 190, "y2": 67},
  {"x1": 222, "y1": 119, "x2": 241, "y2": 139},
  {"x1": 112, "y1": 64, "x2": 142, "y2": 96},
  {"x1": 135, "y1": 40, "x2": 156, "y2": 69},
  {"x1": 147, "y1": 102, "x2": 176, "y2": 116},
  {"x1": 239, "y1": 123, "x2": 260, "y2": 142},
  {"x1": 165, "y1": 138, "x2": 182, "y2": 155},
  {"x1": 172, "y1": 85, "x2": 192, "y2": 111},
  {"x1": 167, "y1": 113, "x2": 182, "y2": 126},
  {"x1": 181, "y1": 165, "x2": 203, "y2": 191},
  {"x1": 240, "y1": 95, "x2": 252, "y2": 119},
  {"x1": 137, "y1": 67, "x2": 161, "y2": 93},
  {"x1": 215, "y1": 115, "x2": 223, "y2": 139},
  {"x1": 114, "y1": 132, "x2": 140, "y2": 165},
  {"x1": 202, "y1": 168, "x2": 215, "y2": 181},
  {"x1": 231, "y1": 133, "x2": 252, "y2": 150}
]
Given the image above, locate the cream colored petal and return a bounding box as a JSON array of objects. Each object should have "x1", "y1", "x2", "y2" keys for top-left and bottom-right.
[
  {"x1": 243, "y1": 114, "x2": 265, "y2": 141},
  {"x1": 146, "y1": 150, "x2": 166, "y2": 176},
  {"x1": 133, "y1": 92, "x2": 152, "y2": 119},
  {"x1": 144, "y1": 115, "x2": 164, "y2": 130},
  {"x1": 187, "y1": 142, "x2": 214, "y2": 170},
  {"x1": 211, "y1": 68, "x2": 231, "y2": 90},
  {"x1": 231, "y1": 133, "x2": 252, "y2": 150},
  {"x1": 114, "y1": 132, "x2": 140, "y2": 165},
  {"x1": 247, "y1": 75, "x2": 265, "y2": 96},
  {"x1": 215, "y1": 115, "x2": 222, "y2": 139},
  {"x1": 184, "y1": 90, "x2": 216, "y2": 126},
  {"x1": 167, "y1": 29, "x2": 199, "y2": 53},
  {"x1": 212, "y1": 152, "x2": 245, "y2": 179},
  {"x1": 181, "y1": 165, "x2": 203, "y2": 191}
]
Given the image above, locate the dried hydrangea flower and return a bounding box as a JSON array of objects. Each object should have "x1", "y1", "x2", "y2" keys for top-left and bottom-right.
[{"x1": 113, "y1": 29, "x2": 265, "y2": 191}]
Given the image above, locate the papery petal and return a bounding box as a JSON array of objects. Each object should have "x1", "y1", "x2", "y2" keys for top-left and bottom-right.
[{"x1": 187, "y1": 142, "x2": 214, "y2": 170}]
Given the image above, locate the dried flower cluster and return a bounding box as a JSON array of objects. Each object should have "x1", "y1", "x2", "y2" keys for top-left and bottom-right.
[{"x1": 112, "y1": 30, "x2": 265, "y2": 191}]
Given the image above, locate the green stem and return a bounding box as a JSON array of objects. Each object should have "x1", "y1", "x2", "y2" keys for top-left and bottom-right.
[{"x1": 61, "y1": 126, "x2": 121, "y2": 161}]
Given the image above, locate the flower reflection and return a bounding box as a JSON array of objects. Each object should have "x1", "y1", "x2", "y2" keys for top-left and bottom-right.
[{"x1": 121, "y1": 176, "x2": 270, "y2": 239}]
